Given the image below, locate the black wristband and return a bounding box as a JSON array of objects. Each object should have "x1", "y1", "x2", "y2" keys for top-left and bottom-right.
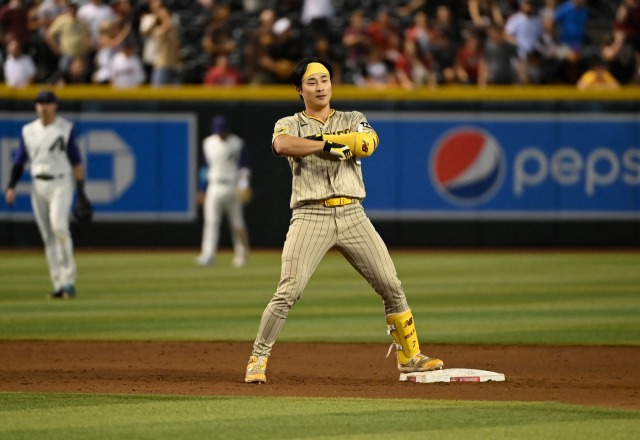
[
  {"x1": 323, "y1": 141, "x2": 333, "y2": 152},
  {"x1": 76, "y1": 179, "x2": 86, "y2": 196},
  {"x1": 7, "y1": 164, "x2": 24, "y2": 190}
]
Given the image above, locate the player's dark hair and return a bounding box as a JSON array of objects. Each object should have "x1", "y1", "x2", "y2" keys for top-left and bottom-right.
[{"x1": 292, "y1": 58, "x2": 333, "y2": 101}]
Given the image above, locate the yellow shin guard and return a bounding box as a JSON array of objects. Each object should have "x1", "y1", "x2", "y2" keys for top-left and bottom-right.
[{"x1": 386, "y1": 309, "x2": 420, "y2": 363}]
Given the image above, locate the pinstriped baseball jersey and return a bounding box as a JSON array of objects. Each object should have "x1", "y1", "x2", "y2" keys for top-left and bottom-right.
[{"x1": 272, "y1": 110, "x2": 372, "y2": 208}]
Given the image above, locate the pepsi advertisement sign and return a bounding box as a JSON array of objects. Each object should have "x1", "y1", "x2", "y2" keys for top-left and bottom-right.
[
  {"x1": 0, "y1": 113, "x2": 196, "y2": 221},
  {"x1": 362, "y1": 113, "x2": 640, "y2": 220}
]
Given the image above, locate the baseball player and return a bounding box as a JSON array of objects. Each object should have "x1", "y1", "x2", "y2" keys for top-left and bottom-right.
[
  {"x1": 196, "y1": 116, "x2": 250, "y2": 267},
  {"x1": 4, "y1": 90, "x2": 90, "y2": 299},
  {"x1": 245, "y1": 58, "x2": 444, "y2": 383}
]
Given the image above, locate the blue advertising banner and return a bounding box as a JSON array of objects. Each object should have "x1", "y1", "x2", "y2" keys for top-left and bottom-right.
[
  {"x1": 0, "y1": 113, "x2": 196, "y2": 221},
  {"x1": 362, "y1": 113, "x2": 640, "y2": 220}
]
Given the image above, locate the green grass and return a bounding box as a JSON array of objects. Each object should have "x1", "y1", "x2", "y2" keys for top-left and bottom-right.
[
  {"x1": 1, "y1": 393, "x2": 639, "y2": 440},
  {"x1": 1, "y1": 251, "x2": 639, "y2": 344}
]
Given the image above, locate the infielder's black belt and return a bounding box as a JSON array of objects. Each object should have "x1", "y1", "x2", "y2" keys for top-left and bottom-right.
[
  {"x1": 308, "y1": 197, "x2": 361, "y2": 207},
  {"x1": 35, "y1": 174, "x2": 64, "y2": 181}
]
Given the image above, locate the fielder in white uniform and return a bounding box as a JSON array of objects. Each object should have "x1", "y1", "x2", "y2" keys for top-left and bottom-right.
[
  {"x1": 4, "y1": 91, "x2": 88, "y2": 299},
  {"x1": 196, "y1": 116, "x2": 250, "y2": 267}
]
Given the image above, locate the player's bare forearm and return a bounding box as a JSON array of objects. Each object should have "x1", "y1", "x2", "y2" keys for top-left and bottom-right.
[
  {"x1": 72, "y1": 164, "x2": 84, "y2": 182},
  {"x1": 272, "y1": 135, "x2": 324, "y2": 158},
  {"x1": 5, "y1": 188, "x2": 16, "y2": 205}
]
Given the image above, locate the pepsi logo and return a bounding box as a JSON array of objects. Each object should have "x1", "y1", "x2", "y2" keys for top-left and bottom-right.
[{"x1": 429, "y1": 127, "x2": 505, "y2": 206}]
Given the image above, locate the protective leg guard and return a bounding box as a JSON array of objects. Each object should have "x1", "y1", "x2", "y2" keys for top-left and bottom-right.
[{"x1": 386, "y1": 309, "x2": 420, "y2": 364}]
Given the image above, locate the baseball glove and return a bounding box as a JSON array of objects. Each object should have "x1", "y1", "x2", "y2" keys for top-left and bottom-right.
[
  {"x1": 237, "y1": 188, "x2": 252, "y2": 205},
  {"x1": 73, "y1": 194, "x2": 93, "y2": 223}
]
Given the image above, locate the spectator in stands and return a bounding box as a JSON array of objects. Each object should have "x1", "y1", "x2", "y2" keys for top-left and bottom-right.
[
  {"x1": 577, "y1": 56, "x2": 620, "y2": 89},
  {"x1": 524, "y1": 50, "x2": 544, "y2": 83},
  {"x1": 203, "y1": 6, "x2": 236, "y2": 60},
  {"x1": 0, "y1": 0, "x2": 29, "y2": 47},
  {"x1": 455, "y1": 30, "x2": 482, "y2": 83},
  {"x1": 204, "y1": 54, "x2": 242, "y2": 85},
  {"x1": 314, "y1": 36, "x2": 342, "y2": 83},
  {"x1": 109, "y1": 40, "x2": 145, "y2": 88},
  {"x1": 367, "y1": 8, "x2": 398, "y2": 51},
  {"x1": 258, "y1": 17, "x2": 302, "y2": 84},
  {"x1": 45, "y1": 2, "x2": 90, "y2": 74},
  {"x1": 3, "y1": 37, "x2": 35, "y2": 87},
  {"x1": 505, "y1": 0, "x2": 544, "y2": 59},
  {"x1": 78, "y1": 0, "x2": 116, "y2": 47},
  {"x1": 242, "y1": 0, "x2": 261, "y2": 14},
  {"x1": 397, "y1": 0, "x2": 426, "y2": 17},
  {"x1": 405, "y1": 37, "x2": 436, "y2": 87},
  {"x1": 554, "y1": 0, "x2": 588, "y2": 50},
  {"x1": 615, "y1": 0, "x2": 640, "y2": 50},
  {"x1": 468, "y1": 0, "x2": 504, "y2": 28},
  {"x1": 405, "y1": 10, "x2": 430, "y2": 55},
  {"x1": 357, "y1": 47, "x2": 391, "y2": 87},
  {"x1": 478, "y1": 24, "x2": 525, "y2": 85},
  {"x1": 93, "y1": 19, "x2": 130, "y2": 83},
  {"x1": 602, "y1": 0, "x2": 640, "y2": 76},
  {"x1": 385, "y1": 32, "x2": 413, "y2": 90},
  {"x1": 36, "y1": 0, "x2": 68, "y2": 33},
  {"x1": 27, "y1": 0, "x2": 41, "y2": 33},
  {"x1": 435, "y1": 5, "x2": 459, "y2": 44},
  {"x1": 112, "y1": 0, "x2": 132, "y2": 24},
  {"x1": 245, "y1": 8, "x2": 275, "y2": 84},
  {"x1": 139, "y1": 7, "x2": 156, "y2": 81},
  {"x1": 56, "y1": 55, "x2": 87, "y2": 84},
  {"x1": 343, "y1": 9, "x2": 369, "y2": 83},
  {"x1": 143, "y1": 0, "x2": 180, "y2": 86},
  {"x1": 540, "y1": 0, "x2": 556, "y2": 34},
  {"x1": 601, "y1": 33, "x2": 636, "y2": 84},
  {"x1": 93, "y1": 21, "x2": 114, "y2": 83},
  {"x1": 430, "y1": 26, "x2": 457, "y2": 83},
  {"x1": 301, "y1": 0, "x2": 334, "y2": 37}
]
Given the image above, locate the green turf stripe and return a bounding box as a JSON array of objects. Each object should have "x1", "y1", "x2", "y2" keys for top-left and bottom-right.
[
  {"x1": 1, "y1": 252, "x2": 639, "y2": 344},
  {"x1": 0, "y1": 393, "x2": 638, "y2": 440}
]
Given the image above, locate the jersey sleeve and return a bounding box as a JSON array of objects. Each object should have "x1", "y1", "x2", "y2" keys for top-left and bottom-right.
[
  {"x1": 12, "y1": 135, "x2": 29, "y2": 167},
  {"x1": 271, "y1": 117, "x2": 296, "y2": 157},
  {"x1": 66, "y1": 127, "x2": 82, "y2": 166},
  {"x1": 349, "y1": 111, "x2": 370, "y2": 132},
  {"x1": 239, "y1": 145, "x2": 250, "y2": 169}
]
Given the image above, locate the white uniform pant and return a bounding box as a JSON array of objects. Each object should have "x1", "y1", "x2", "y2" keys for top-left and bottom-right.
[
  {"x1": 200, "y1": 182, "x2": 247, "y2": 261},
  {"x1": 31, "y1": 175, "x2": 76, "y2": 290}
]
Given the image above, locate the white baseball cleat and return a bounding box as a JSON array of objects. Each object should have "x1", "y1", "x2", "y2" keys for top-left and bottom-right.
[
  {"x1": 195, "y1": 255, "x2": 213, "y2": 266},
  {"x1": 232, "y1": 255, "x2": 247, "y2": 268}
]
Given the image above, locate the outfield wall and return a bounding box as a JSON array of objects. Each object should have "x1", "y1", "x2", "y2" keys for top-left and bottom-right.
[{"x1": 0, "y1": 85, "x2": 638, "y2": 248}]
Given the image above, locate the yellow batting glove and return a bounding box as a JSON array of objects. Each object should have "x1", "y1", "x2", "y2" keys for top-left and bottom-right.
[{"x1": 323, "y1": 140, "x2": 353, "y2": 161}]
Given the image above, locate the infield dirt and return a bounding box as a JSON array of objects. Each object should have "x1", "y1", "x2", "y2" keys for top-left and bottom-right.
[{"x1": 1, "y1": 341, "x2": 638, "y2": 410}]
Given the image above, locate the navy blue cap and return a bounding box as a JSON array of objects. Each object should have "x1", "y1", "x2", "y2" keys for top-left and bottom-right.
[
  {"x1": 211, "y1": 116, "x2": 228, "y2": 134},
  {"x1": 35, "y1": 90, "x2": 57, "y2": 104}
]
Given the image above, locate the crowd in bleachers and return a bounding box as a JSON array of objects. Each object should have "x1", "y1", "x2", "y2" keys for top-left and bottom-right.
[{"x1": 0, "y1": 0, "x2": 637, "y2": 89}]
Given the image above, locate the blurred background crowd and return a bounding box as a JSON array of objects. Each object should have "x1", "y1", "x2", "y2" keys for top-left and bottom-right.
[{"x1": 0, "y1": 0, "x2": 637, "y2": 89}]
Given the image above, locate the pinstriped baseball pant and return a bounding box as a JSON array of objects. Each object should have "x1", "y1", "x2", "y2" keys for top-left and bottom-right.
[{"x1": 252, "y1": 202, "x2": 410, "y2": 357}]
